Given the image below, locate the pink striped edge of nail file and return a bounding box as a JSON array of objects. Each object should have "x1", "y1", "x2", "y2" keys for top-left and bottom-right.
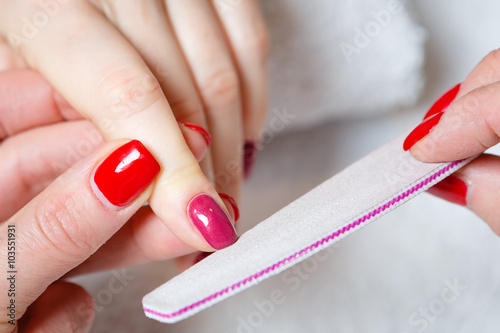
[{"x1": 142, "y1": 131, "x2": 476, "y2": 324}]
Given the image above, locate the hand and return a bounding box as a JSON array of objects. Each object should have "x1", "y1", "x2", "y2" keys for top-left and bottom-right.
[
  {"x1": 404, "y1": 49, "x2": 500, "y2": 235},
  {"x1": 0, "y1": 133, "x2": 177, "y2": 331},
  {"x1": 0, "y1": 69, "x2": 239, "y2": 279},
  {"x1": 0, "y1": 0, "x2": 269, "y2": 251}
]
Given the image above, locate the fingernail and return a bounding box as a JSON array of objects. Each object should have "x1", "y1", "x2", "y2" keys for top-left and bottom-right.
[
  {"x1": 193, "y1": 252, "x2": 213, "y2": 265},
  {"x1": 423, "y1": 83, "x2": 461, "y2": 120},
  {"x1": 244, "y1": 141, "x2": 258, "y2": 180},
  {"x1": 219, "y1": 193, "x2": 240, "y2": 221},
  {"x1": 403, "y1": 111, "x2": 444, "y2": 151},
  {"x1": 188, "y1": 194, "x2": 238, "y2": 250},
  {"x1": 180, "y1": 122, "x2": 212, "y2": 147},
  {"x1": 427, "y1": 175, "x2": 467, "y2": 206},
  {"x1": 92, "y1": 140, "x2": 160, "y2": 207}
]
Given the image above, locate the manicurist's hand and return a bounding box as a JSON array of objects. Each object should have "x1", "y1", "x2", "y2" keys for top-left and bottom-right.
[
  {"x1": 404, "y1": 49, "x2": 500, "y2": 235},
  {"x1": 0, "y1": 0, "x2": 269, "y2": 252}
]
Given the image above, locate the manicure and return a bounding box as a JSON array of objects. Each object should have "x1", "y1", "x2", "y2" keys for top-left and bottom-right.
[
  {"x1": 219, "y1": 193, "x2": 240, "y2": 221},
  {"x1": 188, "y1": 194, "x2": 238, "y2": 250},
  {"x1": 423, "y1": 83, "x2": 461, "y2": 120},
  {"x1": 427, "y1": 175, "x2": 467, "y2": 206},
  {"x1": 244, "y1": 141, "x2": 258, "y2": 180},
  {"x1": 403, "y1": 111, "x2": 444, "y2": 151},
  {"x1": 180, "y1": 121, "x2": 212, "y2": 147},
  {"x1": 92, "y1": 140, "x2": 161, "y2": 207}
]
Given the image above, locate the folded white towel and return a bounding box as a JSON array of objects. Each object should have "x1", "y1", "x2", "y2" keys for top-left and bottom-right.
[{"x1": 261, "y1": 0, "x2": 427, "y2": 133}]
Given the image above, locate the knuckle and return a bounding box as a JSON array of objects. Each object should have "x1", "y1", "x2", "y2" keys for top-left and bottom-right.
[
  {"x1": 168, "y1": 98, "x2": 204, "y2": 122},
  {"x1": 200, "y1": 68, "x2": 240, "y2": 109},
  {"x1": 159, "y1": 156, "x2": 202, "y2": 187},
  {"x1": 97, "y1": 67, "x2": 163, "y2": 121},
  {"x1": 31, "y1": 194, "x2": 95, "y2": 257}
]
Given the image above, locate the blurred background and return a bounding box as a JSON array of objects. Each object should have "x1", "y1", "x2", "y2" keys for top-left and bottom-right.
[{"x1": 75, "y1": 0, "x2": 500, "y2": 331}]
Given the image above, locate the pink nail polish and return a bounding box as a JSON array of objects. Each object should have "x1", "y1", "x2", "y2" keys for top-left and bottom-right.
[
  {"x1": 244, "y1": 141, "x2": 258, "y2": 180},
  {"x1": 188, "y1": 194, "x2": 238, "y2": 250}
]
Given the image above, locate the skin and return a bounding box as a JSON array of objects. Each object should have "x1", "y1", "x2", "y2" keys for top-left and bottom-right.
[
  {"x1": 0, "y1": 1, "x2": 269, "y2": 331},
  {"x1": 409, "y1": 49, "x2": 500, "y2": 235},
  {"x1": 0, "y1": 0, "x2": 269, "y2": 252}
]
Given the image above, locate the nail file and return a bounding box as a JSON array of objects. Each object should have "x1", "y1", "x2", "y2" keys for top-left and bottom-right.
[{"x1": 142, "y1": 131, "x2": 475, "y2": 323}]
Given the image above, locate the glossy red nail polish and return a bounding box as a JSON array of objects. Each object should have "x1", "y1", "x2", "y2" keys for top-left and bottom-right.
[
  {"x1": 423, "y1": 83, "x2": 461, "y2": 120},
  {"x1": 219, "y1": 193, "x2": 240, "y2": 221},
  {"x1": 188, "y1": 194, "x2": 238, "y2": 250},
  {"x1": 180, "y1": 122, "x2": 212, "y2": 147},
  {"x1": 427, "y1": 175, "x2": 467, "y2": 206},
  {"x1": 244, "y1": 141, "x2": 258, "y2": 180},
  {"x1": 92, "y1": 140, "x2": 160, "y2": 207},
  {"x1": 403, "y1": 111, "x2": 444, "y2": 151}
]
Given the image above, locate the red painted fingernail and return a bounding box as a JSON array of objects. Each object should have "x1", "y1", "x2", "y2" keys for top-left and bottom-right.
[
  {"x1": 423, "y1": 83, "x2": 461, "y2": 120},
  {"x1": 193, "y1": 252, "x2": 213, "y2": 265},
  {"x1": 244, "y1": 141, "x2": 258, "y2": 180},
  {"x1": 180, "y1": 122, "x2": 212, "y2": 147},
  {"x1": 403, "y1": 111, "x2": 444, "y2": 151},
  {"x1": 187, "y1": 194, "x2": 238, "y2": 250},
  {"x1": 92, "y1": 140, "x2": 160, "y2": 207},
  {"x1": 427, "y1": 175, "x2": 467, "y2": 206},
  {"x1": 219, "y1": 193, "x2": 240, "y2": 221}
]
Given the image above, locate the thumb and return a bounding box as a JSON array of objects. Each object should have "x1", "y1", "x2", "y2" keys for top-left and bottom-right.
[
  {"x1": 404, "y1": 49, "x2": 500, "y2": 161},
  {"x1": 0, "y1": 140, "x2": 160, "y2": 327}
]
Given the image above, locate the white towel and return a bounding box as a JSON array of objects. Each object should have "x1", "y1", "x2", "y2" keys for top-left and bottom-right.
[{"x1": 261, "y1": 0, "x2": 427, "y2": 133}]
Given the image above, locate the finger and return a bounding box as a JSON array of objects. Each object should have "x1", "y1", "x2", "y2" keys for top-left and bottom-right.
[
  {"x1": 407, "y1": 81, "x2": 500, "y2": 161},
  {"x1": 0, "y1": 139, "x2": 160, "y2": 320},
  {"x1": 212, "y1": 0, "x2": 270, "y2": 178},
  {"x1": 0, "y1": 69, "x2": 81, "y2": 140},
  {"x1": 0, "y1": 1, "x2": 236, "y2": 251},
  {"x1": 0, "y1": 120, "x2": 102, "y2": 221},
  {"x1": 174, "y1": 252, "x2": 206, "y2": 273},
  {"x1": 405, "y1": 49, "x2": 500, "y2": 161},
  {"x1": 68, "y1": 191, "x2": 239, "y2": 275},
  {"x1": 167, "y1": 0, "x2": 243, "y2": 200},
  {"x1": 95, "y1": 0, "x2": 215, "y2": 180},
  {"x1": 427, "y1": 154, "x2": 500, "y2": 236},
  {"x1": 67, "y1": 206, "x2": 193, "y2": 276},
  {"x1": 458, "y1": 49, "x2": 500, "y2": 97},
  {"x1": 0, "y1": 38, "x2": 26, "y2": 71},
  {"x1": 19, "y1": 282, "x2": 94, "y2": 333},
  {"x1": 96, "y1": 1, "x2": 208, "y2": 127},
  {"x1": 0, "y1": 118, "x2": 208, "y2": 222}
]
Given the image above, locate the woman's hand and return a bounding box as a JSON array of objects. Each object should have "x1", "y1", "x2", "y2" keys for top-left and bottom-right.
[
  {"x1": 0, "y1": 135, "x2": 169, "y2": 332},
  {"x1": 0, "y1": 70, "x2": 240, "y2": 279},
  {"x1": 0, "y1": 0, "x2": 269, "y2": 252},
  {"x1": 404, "y1": 49, "x2": 500, "y2": 235}
]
